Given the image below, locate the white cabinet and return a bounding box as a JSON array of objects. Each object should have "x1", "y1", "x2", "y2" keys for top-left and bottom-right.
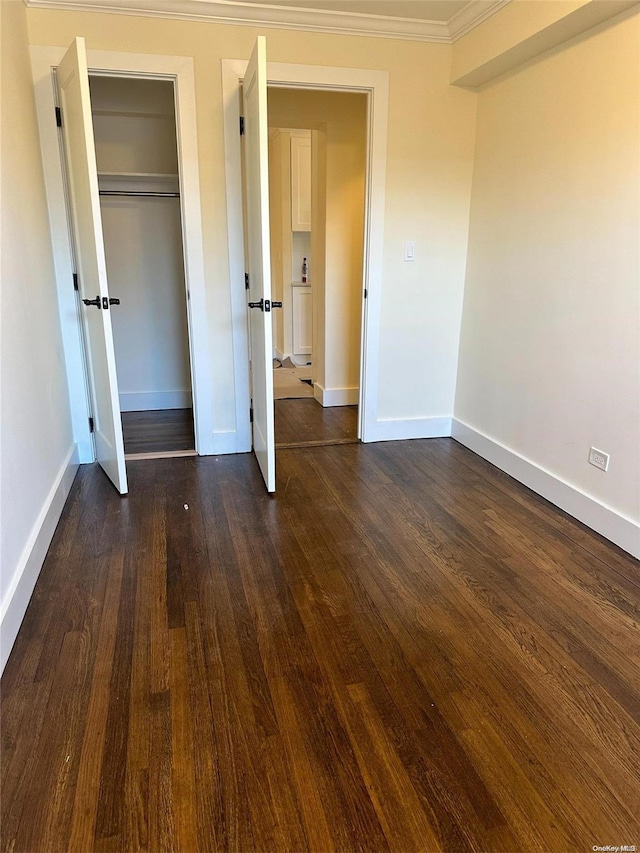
[
  {"x1": 292, "y1": 284, "x2": 312, "y2": 356},
  {"x1": 269, "y1": 128, "x2": 313, "y2": 363},
  {"x1": 290, "y1": 132, "x2": 311, "y2": 232}
]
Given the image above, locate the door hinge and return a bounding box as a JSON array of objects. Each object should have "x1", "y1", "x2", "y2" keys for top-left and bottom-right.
[
  {"x1": 73, "y1": 273, "x2": 79, "y2": 291},
  {"x1": 55, "y1": 106, "x2": 62, "y2": 127},
  {"x1": 364, "y1": 288, "x2": 368, "y2": 299},
  {"x1": 88, "y1": 417, "x2": 95, "y2": 433},
  {"x1": 249, "y1": 407, "x2": 253, "y2": 423},
  {"x1": 239, "y1": 116, "x2": 245, "y2": 136},
  {"x1": 245, "y1": 273, "x2": 250, "y2": 290}
]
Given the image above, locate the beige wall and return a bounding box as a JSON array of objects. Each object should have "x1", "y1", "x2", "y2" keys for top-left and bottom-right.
[
  {"x1": 25, "y1": 7, "x2": 478, "y2": 431},
  {"x1": 268, "y1": 88, "x2": 366, "y2": 398},
  {"x1": 454, "y1": 11, "x2": 640, "y2": 524},
  {"x1": 1, "y1": 0, "x2": 74, "y2": 666}
]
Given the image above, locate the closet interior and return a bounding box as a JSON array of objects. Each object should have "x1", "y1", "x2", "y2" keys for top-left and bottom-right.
[{"x1": 89, "y1": 75, "x2": 195, "y2": 457}]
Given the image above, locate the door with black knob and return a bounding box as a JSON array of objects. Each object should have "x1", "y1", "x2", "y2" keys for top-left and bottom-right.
[
  {"x1": 57, "y1": 37, "x2": 128, "y2": 494},
  {"x1": 244, "y1": 36, "x2": 276, "y2": 492}
]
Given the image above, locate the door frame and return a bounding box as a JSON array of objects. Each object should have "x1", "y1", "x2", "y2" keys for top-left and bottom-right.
[
  {"x1": 222, "y1": 59, "x2": 389, "y2": 445},
  {"x1": 31, "y1": 46, "x2": 213, "y2": 459}
]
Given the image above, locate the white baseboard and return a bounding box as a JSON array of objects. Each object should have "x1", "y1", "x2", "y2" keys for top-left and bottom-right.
[
  {"x1": 119, "y1": 390, "x2": 192, "y2": 411},
  {"x1": 291, "y1": 354, "x2": 311, "y2": 367},
  {"x1": 1, "y1": 445, "x2": 78, "y2": 673},
  {"x1": 313, "y1": 383, "x2": 359, "y2": 407},
  {"x1": 452, "y1": 419, "x2": 640, "y2": 560},
  {"x1": 364, "y1": 415, "x2": 452, "y2": 443}
]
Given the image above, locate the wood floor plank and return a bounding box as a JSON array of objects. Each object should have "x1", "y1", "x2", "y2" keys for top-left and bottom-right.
[
  {"x1": 2, "y1": 437, "x2": 639, "y2": 853},
  {"x1": 169, "y1": 627, "x2": 199, "y2": 853},
  {"x1": 68, "y1": 548, "x2": 126, "y2": 853}
]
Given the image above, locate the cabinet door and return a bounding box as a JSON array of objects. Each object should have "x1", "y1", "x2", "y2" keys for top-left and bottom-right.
[
  {"x1": 292, "y1": 285, "x2": 312, "y2": 355},
  {"x1": 290, "y1": 133, "x2": 311, "y2": 232}
]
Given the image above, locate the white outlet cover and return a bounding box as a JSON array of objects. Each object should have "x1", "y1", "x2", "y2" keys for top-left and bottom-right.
[{"x1": 588, "y1": 446, "x2": 610, "y2": 472}]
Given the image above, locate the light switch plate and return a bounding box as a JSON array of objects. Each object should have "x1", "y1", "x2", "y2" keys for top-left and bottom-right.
[{"x1": 404, "y1": 241, "x2": 415, "y2": 262}]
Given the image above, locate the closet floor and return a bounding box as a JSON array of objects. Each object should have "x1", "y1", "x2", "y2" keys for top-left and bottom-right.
[
  {"x1": 121, "y1": 408, "x2": 195, "y2": 456},
  {"x1": 275, "y1": 398, "x2": 358, "y2": 448}
]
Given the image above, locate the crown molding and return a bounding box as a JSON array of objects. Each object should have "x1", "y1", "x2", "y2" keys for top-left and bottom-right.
[
  {"x1": 448, "y1": 0, "x2": 511, "y2": 41},
  {"x1": 24, "y1": 0, "x2": 510, "y2": 42}
]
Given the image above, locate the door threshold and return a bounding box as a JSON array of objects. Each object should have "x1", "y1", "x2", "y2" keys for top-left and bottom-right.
[
  {"x1": 125, "y1": 449, "x2": 197, "y2": 461},
  {"x1": 276, "y1": 438, "x2": 359, "y2": 450}
]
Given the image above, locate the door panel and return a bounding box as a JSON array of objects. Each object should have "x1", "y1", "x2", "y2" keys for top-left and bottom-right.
[
  {"x1": 244, "y1": 36, "x2": 275, "y2": 492},
  {"x1": 57, "y1": 37, "x2": 127, "y2": 494}
]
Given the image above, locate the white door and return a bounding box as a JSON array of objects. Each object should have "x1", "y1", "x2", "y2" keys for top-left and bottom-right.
[
  {"x1": 57, "y1": 37, "x2": 128, "y2": 494},
  {"x1": 244, "y1": 36, "x2": 276, "y2": 492}
]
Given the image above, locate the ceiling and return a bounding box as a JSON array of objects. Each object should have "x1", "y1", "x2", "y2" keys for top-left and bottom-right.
[{"x1": 234, "y1": 0, "x2": 470, "y2": 23}]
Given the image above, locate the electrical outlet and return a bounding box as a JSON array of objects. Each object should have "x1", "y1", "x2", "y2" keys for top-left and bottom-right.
[{"x1": 588, "y1": 447, "x2": 610, "y2": 472}]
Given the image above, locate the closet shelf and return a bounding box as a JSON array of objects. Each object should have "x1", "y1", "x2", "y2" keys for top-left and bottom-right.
[
  {"x1": 97, "y1": 172, "x2": 180, "y2": 195},
  {"x1": 92, "y1": 109, "x2": 174, "y2": 120}
]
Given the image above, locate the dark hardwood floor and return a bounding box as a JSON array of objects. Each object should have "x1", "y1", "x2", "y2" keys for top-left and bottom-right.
[
  {"x1": 121, "y1": 408, "x2": 195, "y2": 455},
  {"x1": 275, "y1": 398, "x2": 358, "y2": 447},
  {"x1": 2, "y1": 439, "x2": 639, "y2": 852}
]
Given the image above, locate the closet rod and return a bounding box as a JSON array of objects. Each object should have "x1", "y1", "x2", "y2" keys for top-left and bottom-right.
[{"x1": 99, "y1": 190, "x2": 180, "y2": 198}]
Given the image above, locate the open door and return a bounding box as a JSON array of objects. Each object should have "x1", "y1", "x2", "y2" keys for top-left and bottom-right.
[
  {"x1": 244, "y1": 36, "x2": 276, "y2": 492},
  {"x1": 57, "y1": 38, "x2": 127, "y2": 494}
]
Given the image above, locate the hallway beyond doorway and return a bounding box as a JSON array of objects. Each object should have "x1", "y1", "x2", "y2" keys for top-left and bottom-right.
[{"x1": 275, "y1": 398, "x2": 357, "y2": 448}]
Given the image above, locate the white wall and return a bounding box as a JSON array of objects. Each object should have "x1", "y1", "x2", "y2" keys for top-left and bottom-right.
[
  {"x1": 1, "y1": 0, "x2": 76, "y2": 671},
  {"x1": 100, "y1": 199, "x2": 192, "y2": 410},
  {"x1": 454, "y1": 10, "x2": 640, "y2": 555}
]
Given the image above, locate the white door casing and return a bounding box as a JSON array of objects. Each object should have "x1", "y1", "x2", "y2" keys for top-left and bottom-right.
[
  {"x1": 57, "y1": 37, "x2": 128, "y2": 494},
  {"x1": 244, "y1": 37, "x2": 276, "y2": 492}
]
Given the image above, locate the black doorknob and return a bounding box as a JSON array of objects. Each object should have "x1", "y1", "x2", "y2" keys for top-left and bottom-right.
[
  {"x1": 248, "y1": 299, "x2": 264, "y2": 311},
  {"x1": 82, "y1": 295, "x2": 101, "y2": 308},
  {"x1": 271, "y1": 301, "x2": 282, "y2": 308},
  {"x1": 109, "y1": 298, "x2": 120, "y2": 306}
]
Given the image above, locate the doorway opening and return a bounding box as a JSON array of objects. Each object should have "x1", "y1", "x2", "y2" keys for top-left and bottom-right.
[
  {"x1": 224, "y1": 44, "x2": 389, "y2": 490},
  {"x1": 88, "y1": 75, "x2": 195, "y2": 460},
  {"x1": 268, "y1": 88, "x2": 367, "y2": 450}
]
